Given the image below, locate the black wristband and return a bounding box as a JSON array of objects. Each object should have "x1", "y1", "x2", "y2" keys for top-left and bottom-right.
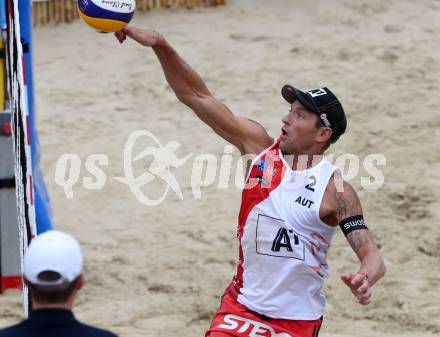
[{"x1": 339, "y1": 215, "x2": 368, "y2": 236}]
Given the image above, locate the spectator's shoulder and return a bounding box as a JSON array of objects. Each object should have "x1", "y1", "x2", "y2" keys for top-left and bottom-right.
[
  {"x1": 0, "y1": 323, "x2": 27, "y2": 337},
  {"x1": 79, "y1": 322, "x2": 119, "y2": 337}
]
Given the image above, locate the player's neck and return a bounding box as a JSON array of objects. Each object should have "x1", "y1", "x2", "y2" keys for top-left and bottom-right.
[{"x1": 31, "y1": 297, "x2": 75, "y2": 311}]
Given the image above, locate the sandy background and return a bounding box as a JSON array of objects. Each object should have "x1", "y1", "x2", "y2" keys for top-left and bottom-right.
[{"x1": 1, "y1": 0, "x2": 440, "y2": 336}]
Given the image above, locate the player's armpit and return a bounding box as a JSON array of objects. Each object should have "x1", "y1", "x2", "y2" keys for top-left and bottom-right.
[{"x1": 237, "y1": 117, "x2": 274, "y2": 155}]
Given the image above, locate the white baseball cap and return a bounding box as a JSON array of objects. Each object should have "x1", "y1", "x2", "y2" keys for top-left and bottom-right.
[{"x1": 24, "y1": 230, "x2": 83, "y2": 286}]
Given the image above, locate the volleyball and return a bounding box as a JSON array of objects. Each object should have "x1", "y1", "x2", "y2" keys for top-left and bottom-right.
[{"x1": 77, "y1": 0, "x2": 136, "y2": 33}]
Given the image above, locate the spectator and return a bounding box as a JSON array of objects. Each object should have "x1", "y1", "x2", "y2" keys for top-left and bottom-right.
[{"x1": 0, "y1": 230, "x2": 118, "y2": 337}]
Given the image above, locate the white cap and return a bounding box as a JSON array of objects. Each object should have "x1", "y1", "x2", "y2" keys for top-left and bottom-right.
[{"x1": 24, "y1": 230, "x2": 83, "y2": 286}]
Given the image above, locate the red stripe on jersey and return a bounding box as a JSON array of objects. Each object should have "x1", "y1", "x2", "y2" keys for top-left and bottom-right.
[{"x1": 232, "y1": 140, "x2": 284, "y2": 292}]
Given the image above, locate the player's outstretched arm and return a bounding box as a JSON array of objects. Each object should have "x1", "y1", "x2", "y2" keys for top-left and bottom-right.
[
  {"x1": 115, "y1": 26, "x2": 273, "y2": 155},
  {"x1": 334, "y1": 180, "x2": 386, "y2": 305}
]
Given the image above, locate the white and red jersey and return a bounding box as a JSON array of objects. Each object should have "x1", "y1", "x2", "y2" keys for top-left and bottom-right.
[{"x1": 231, "y1": 139, "x2": 339, "y2": 320}]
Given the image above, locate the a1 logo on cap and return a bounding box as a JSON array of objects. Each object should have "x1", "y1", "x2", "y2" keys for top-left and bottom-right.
[{"x1": 308, "y1": 88, "x2": 327, "y2": 97}]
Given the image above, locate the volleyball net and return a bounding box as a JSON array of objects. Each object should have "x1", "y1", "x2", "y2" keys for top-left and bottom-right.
[{"x1": 0, "y1": 0, "x2": 52, "y2": 316}]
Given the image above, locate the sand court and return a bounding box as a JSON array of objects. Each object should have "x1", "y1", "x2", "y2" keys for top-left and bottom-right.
[{"x1": 1, "y1": 1, "x2": 439, "y2": 336}]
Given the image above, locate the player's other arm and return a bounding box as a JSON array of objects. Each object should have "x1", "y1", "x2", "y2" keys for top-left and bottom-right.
[
  {"x1": 334, "y1": 180, "x2": 386, "y2": 305},
  {"x1": 115, "y1": 26, "x2": 273, "y2": 155}
]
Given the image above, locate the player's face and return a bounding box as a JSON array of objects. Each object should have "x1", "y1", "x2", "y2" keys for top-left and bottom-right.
[{"x1": 280, "y1": 101, "x2": 322, "y2": 155}]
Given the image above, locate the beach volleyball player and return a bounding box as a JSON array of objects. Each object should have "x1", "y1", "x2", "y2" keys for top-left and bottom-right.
[{"x1": 115, "y1": 27, "x2": 385, "y2": 337}]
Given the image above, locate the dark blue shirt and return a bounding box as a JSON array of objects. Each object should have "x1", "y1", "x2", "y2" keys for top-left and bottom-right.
[{"x1": 0, "y1": 309, "x2": 118, "y2": 337}]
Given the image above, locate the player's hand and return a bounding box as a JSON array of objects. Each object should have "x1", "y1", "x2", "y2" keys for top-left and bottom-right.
[
  {"x1": 341, "y1": 272, "x2": 371, "y2": 305},
  {"x1": 115, "y1": 26, "x2": 161, "y2": 47}
]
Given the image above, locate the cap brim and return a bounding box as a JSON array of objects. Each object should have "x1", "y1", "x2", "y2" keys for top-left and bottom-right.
[{"x1": 281, "y1": 85, "x2": 317, "y2": 114}]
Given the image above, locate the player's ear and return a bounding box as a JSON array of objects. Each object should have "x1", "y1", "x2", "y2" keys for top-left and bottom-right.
[
  {"x1": 76, "y1": 274, "x2": 85, "y2": 290},
  {"x1": 316, "y1": 126, "x2": 332, "y2": 144}
]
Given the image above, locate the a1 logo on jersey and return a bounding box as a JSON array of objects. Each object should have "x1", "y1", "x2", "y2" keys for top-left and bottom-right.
[
  {"x1": 271, "y1": 228, "x2": 299, "y2": 252},
  {"x1": 256, "y1": 214, "x2": 305, "y2": 260}
]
